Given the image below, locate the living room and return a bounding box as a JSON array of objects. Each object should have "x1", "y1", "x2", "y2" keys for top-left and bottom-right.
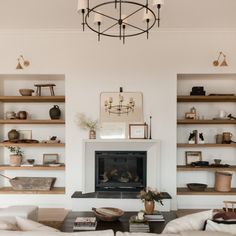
[{"x1": 0, "y1": 0, "x2": 236, "y2": 235}]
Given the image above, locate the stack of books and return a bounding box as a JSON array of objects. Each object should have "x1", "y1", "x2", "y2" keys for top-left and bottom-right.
[
  {"x1": 73, "y1": 217, "x2": 97, "y2": 231},
  {"x1": 144, "y1": 211, "x2": 165, "y2": 222},
  {"x1": 129, "y1": 216, "x2": 150, "y2": 233}
]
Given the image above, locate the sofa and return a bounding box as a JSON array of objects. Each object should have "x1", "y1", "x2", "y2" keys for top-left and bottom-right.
[{"x1": 0, "y1": 209, "x2": 235, "y2": 236}]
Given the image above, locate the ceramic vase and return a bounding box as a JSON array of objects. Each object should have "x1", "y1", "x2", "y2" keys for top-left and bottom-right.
[
  {"x1": 49, "y1": 105, "x2": 61, "y2": 119},
  {"x1": 144, "y1": 200, "x2": 155, "y2": 214},
  {"x1": 10, "y1": 155, "x2": 22, "y2": 166},
  {"x1": 8, "y1": 129, "x2": 20, "y2": 140}
]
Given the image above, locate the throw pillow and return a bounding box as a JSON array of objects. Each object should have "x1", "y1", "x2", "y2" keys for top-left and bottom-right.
[
  {"x1": 162, "y1": 210, "x2": 213, "y2": 234},
  {"x1": 0, "y1": 217, "x2": 18, "y2": 231},
  {"x1": 213, "y1": 211, "x2": 236, "y2": 220},
  {"x1": 15, "y1": 217, "x2": 59, "y2": 231},
  {"x1": 205, "y1": 219, "x2": 236, "y2": 234}
]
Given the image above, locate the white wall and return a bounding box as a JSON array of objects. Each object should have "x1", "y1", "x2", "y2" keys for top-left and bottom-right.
[{"x1": 0, "y1": 29, "x2": 236, "y2": 210}]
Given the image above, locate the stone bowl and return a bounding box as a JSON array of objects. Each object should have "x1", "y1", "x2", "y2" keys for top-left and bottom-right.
[
  {"x1": 19, "y1": 89, "x2": 34, "y2": 96},
  {"x1": 187, "y1": 183, "x2": 207, "y2": 191},
  {"x1": 92, "y1": 207, "x2": 124, "y2": 221}
]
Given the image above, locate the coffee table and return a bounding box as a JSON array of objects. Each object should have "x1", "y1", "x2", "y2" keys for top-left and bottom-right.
[{"x1": 61, "y1": 211, "x2": 176, "y2": 233}]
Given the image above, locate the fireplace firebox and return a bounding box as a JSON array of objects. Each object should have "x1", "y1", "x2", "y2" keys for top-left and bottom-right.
[{"x1": 95, "y1": 151, "x2": 147, "y2": 191}]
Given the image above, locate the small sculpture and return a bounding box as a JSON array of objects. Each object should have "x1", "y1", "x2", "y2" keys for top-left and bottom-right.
[
  {"x1": 199, "y1": 133, "x2": 205, "y2": 144},
  {"x1": 188, "y1": 132, "x2": 196, "y2": 144}
]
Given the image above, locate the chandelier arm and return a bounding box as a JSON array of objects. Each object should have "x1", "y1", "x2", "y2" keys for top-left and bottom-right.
[
  {"x1": 123, "y1": 22, "x2": 146, "y2": 33},
  {"x1": 122, "y1": 5, "x2": 145, "y2": 21},
  {"x1": 91, "y1": 9, "x2": 118, "y2": 22},
  {"x1": 101, "y1": 22, "x2": 119, "y2": 34}
]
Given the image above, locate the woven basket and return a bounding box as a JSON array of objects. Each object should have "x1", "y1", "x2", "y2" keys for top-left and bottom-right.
[{"x1": 215, "y1": 171, "x2": 232, "y2": 192}]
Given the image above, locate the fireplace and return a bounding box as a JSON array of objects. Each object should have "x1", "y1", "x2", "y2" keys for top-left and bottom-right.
[{"x1": 95, "y1": 151, "x2": 147, "y2": 191}]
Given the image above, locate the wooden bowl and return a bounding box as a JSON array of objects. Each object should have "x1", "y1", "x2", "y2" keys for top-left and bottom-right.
[
  {"x1": 19, "y1": 89, "x2": 34, "y2": 96},
  {"x1": 92, "y1": 207, "x2": 124, "y2": 221},
  {"x1": 187, "y1": 183, "x2": 207, "y2": 191}
]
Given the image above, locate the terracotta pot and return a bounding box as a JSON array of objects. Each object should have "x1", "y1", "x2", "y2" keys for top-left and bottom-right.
[
  {"x1": 144, "y1": 200, "x2": 155, "y2": 214},
  {"x1": 10, "y1": 155, "x2": 22, "y2": 166}
]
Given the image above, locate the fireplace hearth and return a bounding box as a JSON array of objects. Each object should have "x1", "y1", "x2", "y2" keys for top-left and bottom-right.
[{"x1": 95, "y1": 151, "x2": 147, "y2": 191}]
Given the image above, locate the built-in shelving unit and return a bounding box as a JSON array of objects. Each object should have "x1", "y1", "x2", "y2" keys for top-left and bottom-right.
[
  {"x1": 0, "y1": 119, "x2": 65, "y2": 124},
  {"x1": 0, "y1": 143, "x2": 65, "y2": 147},
  {"x1": 177, "y1": 165, "x2": 236, "y2": 172},
  {"x1": 177, "y1": 95, "x2": 236, "y2": 102},
  {"x1": 177, "y1": 143, "x2": 236, "y2": 148},
  {"x1": 0, "y1": 187, "x2": 65, "y2": 194},
  {"x1": 0, "y1": 96, "x2": 65, "y2": 103},
  {"x1": 0, "y1": 74, "x2": 66, "y2": 195},
  {"x1": 0, "y1": 165, "x2": 65, "y2": 170},
  {"x1": 177, "y1": 73, "x2": 236, "y2": 202},
  {"x1": 177, "y1": 188, "x2": 236, "y2": 195}
]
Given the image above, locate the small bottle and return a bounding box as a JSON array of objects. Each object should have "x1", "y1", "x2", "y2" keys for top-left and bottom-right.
[{"x1": 190, "y1": 107, "x2": 196, "y2": 114}]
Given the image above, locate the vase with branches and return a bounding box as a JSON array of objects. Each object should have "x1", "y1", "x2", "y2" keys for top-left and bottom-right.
[{"x1": 8, "y1": 146, "x2": 23, "y2": 166}]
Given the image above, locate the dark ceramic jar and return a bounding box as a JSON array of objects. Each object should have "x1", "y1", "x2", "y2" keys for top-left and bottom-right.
[
  {"x1": 17, "y1": 111, "x2": 27, "y2": 119},
  {"x1": 8, "y1": 129, "x2": 20, "y2": 140},
  {"x1": 49, "y1": 105, "x2": 61, "y2": 120}
]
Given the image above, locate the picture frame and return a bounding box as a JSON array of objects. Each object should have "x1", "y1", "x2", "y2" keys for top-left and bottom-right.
[
  {"x1": 129, "y1": 123, "x2": 148, "y2": 139},
  {"x1": 185, "y1": 151, "x2": 202, "y2": 165},
  {"x1": 43, "y1": 153, "x2": 59, "y2": 165},
  {"x1": 19, "y1": 130, "x2": 32, "y2": 140}
]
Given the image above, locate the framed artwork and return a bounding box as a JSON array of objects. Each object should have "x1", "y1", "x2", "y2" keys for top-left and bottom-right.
[
  {"x1": 100, "y1": 92, "x2": 143, "y2": 123},
  {"x1": 100, "y1": 122, "x2": 126, "y2": 139},
  {"x1": 19, "y1": 130, "x2": 32, "y2": 140},
  {"x1": 185, "y1": 151, "x2": 202, "y2": 165},
  {"x1": 43, "y1": 153, "x2": 59, "y2": 165},
  {"x1": 129, "y1": 123, "x2": 148, "y2": 139}
]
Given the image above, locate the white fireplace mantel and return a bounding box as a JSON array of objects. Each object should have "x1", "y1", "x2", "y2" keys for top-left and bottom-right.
[{"x1": 82, "y1": 139, "x2": 161, "y2": 193}]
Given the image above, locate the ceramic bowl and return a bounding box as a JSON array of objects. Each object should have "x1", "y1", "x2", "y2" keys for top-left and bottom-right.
[
  {"x1": 92, "y1": 207, "x2": 124, "y2": 221},
  {"x1": 19, "y1": 89, "x2": 34, "y2": 96},
  {"x1": 187, "y1": 183, "x2": 207, "y2": 191}
]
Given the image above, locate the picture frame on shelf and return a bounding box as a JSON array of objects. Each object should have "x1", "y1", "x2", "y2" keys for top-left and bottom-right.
[
  {"x1": 129, "y1": 123, "x2": 148, "y2": 139},
  {"x1": 19, "y1": 130, "x2": 32, "y2": 140},
  {"x1": 43, "y1": 153, "x2": 59, "y2": 165},
  {"x1": 185, "y1": 151, "x2": 202, "y2": 165}
]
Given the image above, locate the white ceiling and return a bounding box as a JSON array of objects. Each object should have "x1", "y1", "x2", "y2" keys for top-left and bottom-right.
[{"x1": 0, "y1": 0, "x2": 236, "y2": 29}]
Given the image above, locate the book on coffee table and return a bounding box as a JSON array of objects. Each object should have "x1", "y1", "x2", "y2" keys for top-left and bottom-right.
[
  {"x1": 73, "y1": 217, "x2": 97, "y2": 231},
  {"x1": 144, "y1": 211, "x2": 165, "y2": 221},
  {"x1": 129, "y1": 215, "x2": 150, "y2": 233}
]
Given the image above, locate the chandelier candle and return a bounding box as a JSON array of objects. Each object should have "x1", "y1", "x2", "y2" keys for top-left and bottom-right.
[{"x1": 77, "y1": 0, "x2": 164, "y2": 44}]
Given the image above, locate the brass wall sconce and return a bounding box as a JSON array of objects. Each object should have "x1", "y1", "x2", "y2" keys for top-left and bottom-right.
[
  {"x1": 16, "y1": 55, "x2": 30, "y2": 69},
  {"x1": 213, "y1": 52, "x2": 228, "y2": 67}
]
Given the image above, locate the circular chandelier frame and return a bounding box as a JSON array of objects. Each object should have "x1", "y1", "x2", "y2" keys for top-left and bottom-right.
[{"x1": 85, "y1": 1, "x2": 157, "y2": 38}]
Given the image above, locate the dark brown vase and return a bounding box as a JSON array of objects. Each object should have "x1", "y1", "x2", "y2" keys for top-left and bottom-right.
[
  {"x1": 144, "y1": 200, "x2": 155, "y2": 214},
  {"x1": 49, "y1": 105, "x2": 61, "y2": 120},
  {"x1": 17, "y1": 111, "x2": 27, "y2": 119},
  {"x1": 8, "y1": 129, "x2": 20, "y2": 140}
]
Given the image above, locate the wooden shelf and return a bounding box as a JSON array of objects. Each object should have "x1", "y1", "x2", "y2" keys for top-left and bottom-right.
[
  {"x1": 0, "y1": 96, "x2": 65, "y2": 103},
  {"x1": 177, "y1": 143, "x2": 236, "y2": 148},
  {"x1": 0, "y1": 119, "x2": 65, "y2": 124},
  {"x1": 0, "y1": 143, "x2": 65, "y2": 147},
  {"x1": 177, "y1": 165, "x2": 236, "y2": 172},
  {"x1": 177, "y1": 119, "x2": 236, "y2": 124},
  {"x1": 0, "y1": 165, "x2": 65, "y2": 170},
  {"x1": 177, "y1": 187, "x2": 236, "y2": 195},
  {"x1": 0, "y1": 187, "x2": 65, "y2": 194},
  {"x1": 177, "y1": 95, "x2": 236, "y2": 102}
]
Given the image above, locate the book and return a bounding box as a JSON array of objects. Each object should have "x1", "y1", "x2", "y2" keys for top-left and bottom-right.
[
  {"x1": 144, "y1": 211, "x2": 165, "y2": 221},
  {"x1": 129, "y1": 215, "x2": 150, "y2": 233},
  {"x1": 73, "y1": 217, "x2": 97, "y2": 231}
]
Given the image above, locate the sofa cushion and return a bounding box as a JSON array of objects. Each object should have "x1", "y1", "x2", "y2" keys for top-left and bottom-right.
[
  {"x1": 205, "y1": 219, "x2": 236, "y2": 234},
  {"x1": 0, "y1": 218, "x2": 18, "y2": 231},
  {"x1": 0, "y1": 229, "x2": 114, "y2": 236},
  {"x1": 116, "y1": 232, "x2": 177, "y2": 236},
  {"x1": 180, "y1": 230, "x2": 234, "y2": 236},
  {"x1": 162, "y1": 210, "x2": 213, "y2": 234},
  {"x1": 15, "y1": 217, "x2": 59, "y2": 232}
]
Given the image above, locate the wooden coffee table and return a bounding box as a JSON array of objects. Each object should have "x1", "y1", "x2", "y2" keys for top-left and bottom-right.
[{"x1": 61, "y1": 211, "x2": 176, "y2": 233}]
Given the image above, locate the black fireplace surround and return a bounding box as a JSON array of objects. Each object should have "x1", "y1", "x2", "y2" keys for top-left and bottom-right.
[{"x1": 95, "y1": 151, "x2": 147, "y2": 191}]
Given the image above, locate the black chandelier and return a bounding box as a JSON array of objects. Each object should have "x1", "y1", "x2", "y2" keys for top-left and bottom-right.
[
  {"x1": 104, "y1": 87, "x2": 135, "y2": 115},
  {"x1": 77, "y1": 0, "x2": 164, "y2": 43}
]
